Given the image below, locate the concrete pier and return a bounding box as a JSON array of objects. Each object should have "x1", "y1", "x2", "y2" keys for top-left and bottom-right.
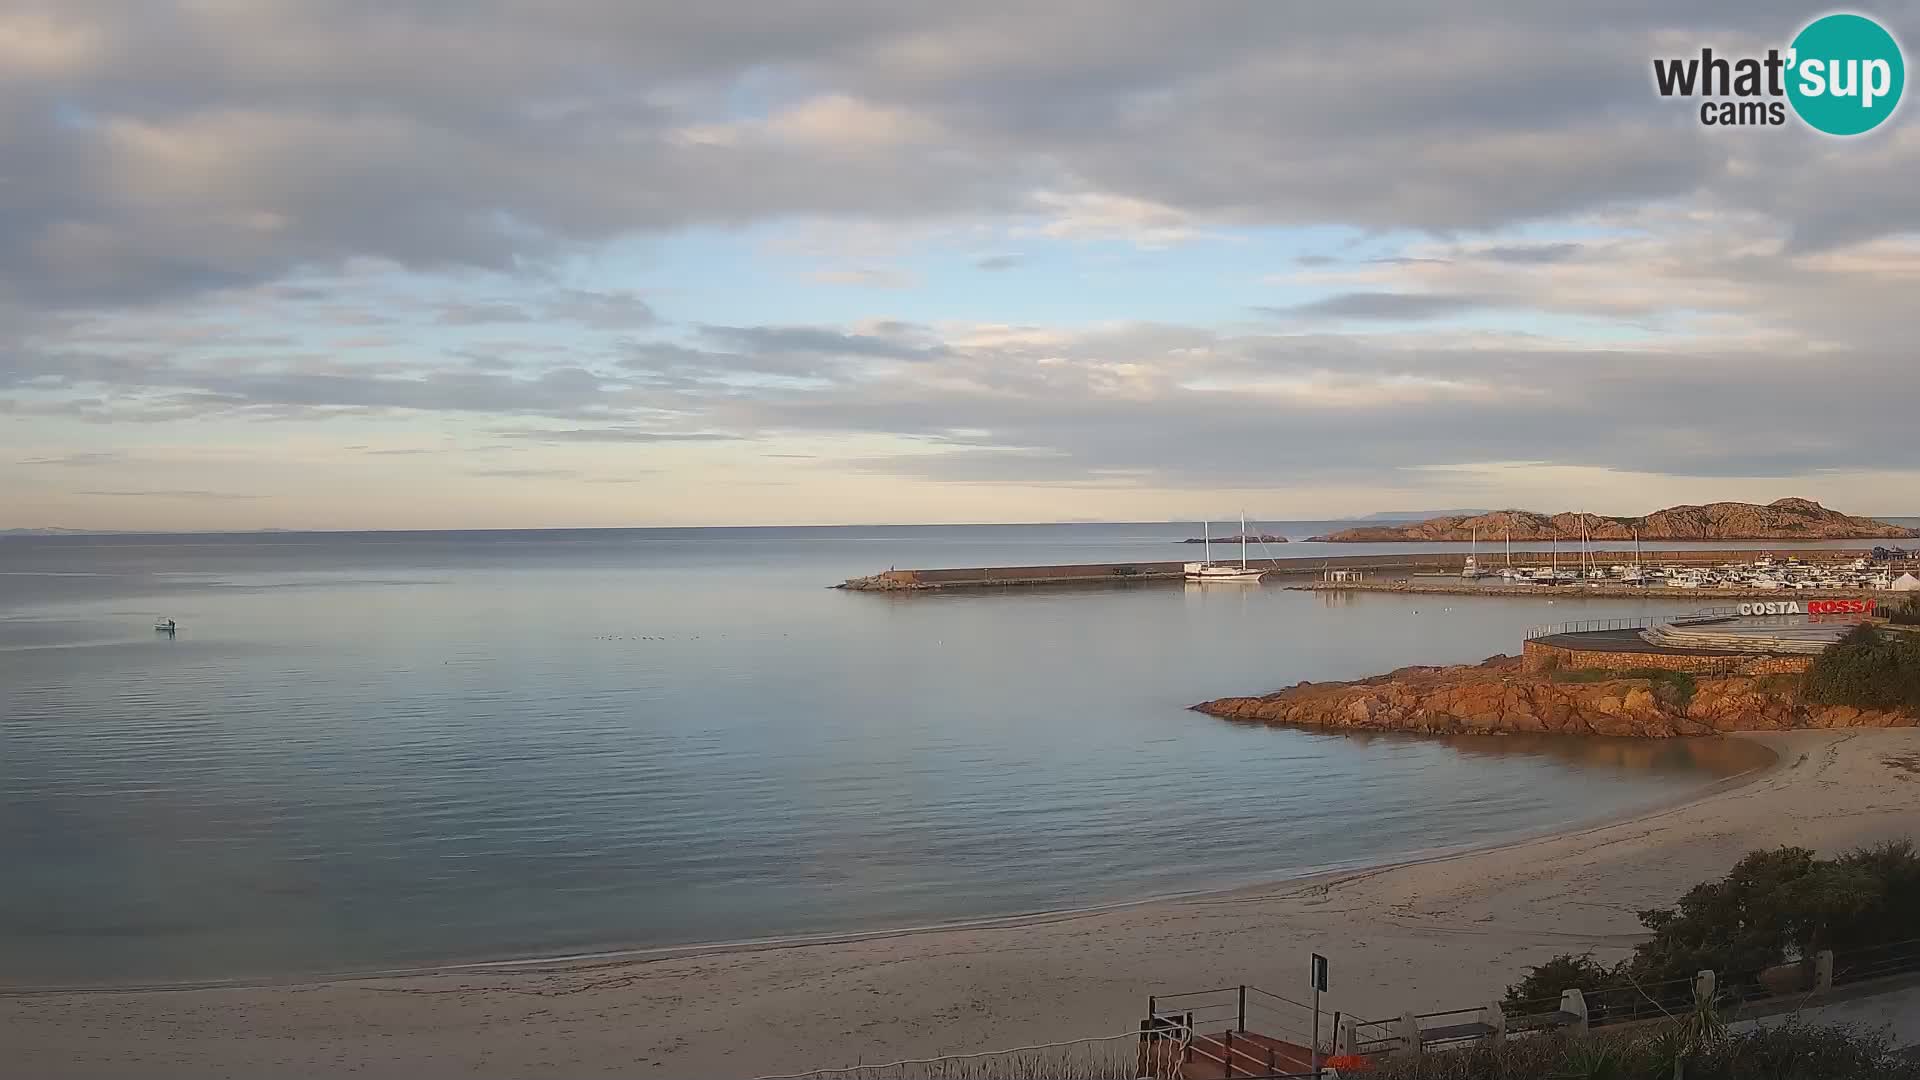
[{"x1": 837, "y1": 548, "x2": 1890, "y2": 592}]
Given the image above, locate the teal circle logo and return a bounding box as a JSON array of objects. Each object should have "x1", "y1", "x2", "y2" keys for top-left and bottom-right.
[{"x1": 1787, "y1": 13, "x2": 1905, "y2": 135}]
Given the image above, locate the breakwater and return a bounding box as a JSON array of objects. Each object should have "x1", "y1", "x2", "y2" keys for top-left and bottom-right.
[{"x1": 836, "y1": 548, "x2": 1885, "y2": 591}]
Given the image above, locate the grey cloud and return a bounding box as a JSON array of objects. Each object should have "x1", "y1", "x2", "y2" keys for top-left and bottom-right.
[
  {"x1": 1266, "y1": 292, "x2": 1492, "y2": 321},
  {"x1": 1480, "y1": 243, "x2": 1582, "y2": 264},
  {"x1": 974, "y1": 254, "x2": 1024, "y2": 271},
  {"x1": 437, "y1": 302, "x2": 534, "y2": 325},
  {"x1": 77, "y1": 490, "x2": 264, "y2": 500},
  {"x1": 500, "y1": 427, "x2": 738, "y2": 443},
  {"x1": 18, "y1": 451, "x2": 128, "y2": 466},
  {"x1": 7, "y1": 2, "x2": 1904, "y2": 309},
  {"x1": 465, "y1": 467, "x2": 579, "y2": 478},
  {"x1": 695, "y1": 324, "x2": 950, "y2": 361}
]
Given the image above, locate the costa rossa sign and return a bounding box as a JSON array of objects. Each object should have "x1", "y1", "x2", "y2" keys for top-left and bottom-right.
[{"x1": 1737, "y1": 599, "x2": 1876, "y2": 616}]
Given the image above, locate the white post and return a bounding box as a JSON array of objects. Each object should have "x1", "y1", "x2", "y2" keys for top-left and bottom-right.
[
  {"x1": 1482, "y1": 1002, "x2": 1506, "y2": 1043},
  {"x1": 1559, "y1": 989, "x2": 1589, "y2": 1037},
  {"x1": 1694, "y1": 969, "x2": 1716, "y2": 1006},
  {"x1": 1815, "y1": 951, "x2": 1834, "y2": 993},
  {"x1": 1397, "y1": 1010, "x2": 1421, "y2": 1061}
]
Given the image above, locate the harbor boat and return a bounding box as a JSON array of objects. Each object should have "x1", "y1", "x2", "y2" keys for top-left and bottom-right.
[
  {"x1": 1185, "y1": 515, "x2": 1266, "y2": 582},
  {"x1": 154, "y1": 618, "x2": 177, "y2": 632},
  {"x1": 1461, "y1": 528, "x2": 1490, "y2": 579}
]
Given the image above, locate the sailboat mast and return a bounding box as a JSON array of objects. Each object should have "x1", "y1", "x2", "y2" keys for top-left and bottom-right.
[
  {"x1": 1240, "y1": 512, "x2": 1248, "y2": 569},
  {"x1": 1204, "y1": 519, "x2": 1211, "y2": 566}
]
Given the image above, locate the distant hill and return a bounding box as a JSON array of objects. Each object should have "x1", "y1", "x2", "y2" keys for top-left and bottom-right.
[
  {"x1": 1357, "y1": 509, "x2": 1489, "y2": 521},
  {"x1": 1308, "y1": 499, "x2": 1920, "y2": 542}
]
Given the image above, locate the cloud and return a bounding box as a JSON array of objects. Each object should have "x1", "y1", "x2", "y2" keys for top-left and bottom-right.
[
  {"x1": 18, "y1": 451, "x2": 127, "y2": 466},
  {"x1": 1266, "y1": 292, "x2": 1492, "y2": 321},
  {"x1": 806, "y1": 267, "x2": 919, "y2": 289},
  {"x1": 76, "y1": 490, "x2": 263, "y2": 500},
  {"x1": 500, "y1": 427, "x2": 738, "y2": 443},
  {"x1": 465, "y1": 467, "x2": 579, "y2": 478},
  {"x1": 974, "y1": 254, "x2": 1023, "y2": 271},
  {"x1": 1479, "y1": 243, "x2": 1583, "y2": 264},
  {"x1": 695, "y1": 324, "x2": 950, "y2": 361}
]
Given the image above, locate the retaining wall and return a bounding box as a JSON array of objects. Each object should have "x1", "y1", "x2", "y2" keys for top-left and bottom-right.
[{"x1": 1522, "y1": 639, "x2": 1814, "y2": 676}]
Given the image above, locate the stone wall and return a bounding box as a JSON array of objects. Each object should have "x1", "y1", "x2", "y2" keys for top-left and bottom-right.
[{"x1": 1521, "y1": 639, "x2": 1813, "y2": 676}]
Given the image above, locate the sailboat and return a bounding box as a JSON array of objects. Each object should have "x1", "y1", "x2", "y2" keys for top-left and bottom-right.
[
  {"x1": 1461, "y1": 527, "x2": 1489, "y2": 579},
  {"x1": 1620, "y1": 529, "x2": 1646, "y2": 585},
  {"x1": 1185, "y1": 514, "x2": 1267, "y2": 582}
]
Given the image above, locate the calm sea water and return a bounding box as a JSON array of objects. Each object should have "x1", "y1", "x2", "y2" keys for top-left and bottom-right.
[{"x1": 1, "y1": 522, "x2": 1872, "y2": 987}]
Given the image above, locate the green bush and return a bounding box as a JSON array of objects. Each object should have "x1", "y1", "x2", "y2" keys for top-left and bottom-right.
[
  {"x1": 1361, "y1": 1023, "x2": 1920, "y2": 1080},
  {"x1": 1887, "y1": 594, "x2": 1920, "y2": 626},
  {"x1": 1503, "y1": 952, "x2": 1614, "y2": 1010},
  {"x1": 1802, "y1": 623, "x2": 1920, "y2": 710},
  {"x1": 1508, "y1": 840, "x2": 1920, "y2": 1001},
  {"x1": 1548, "y1": 667, "x2": 1697, "y2": 708}
]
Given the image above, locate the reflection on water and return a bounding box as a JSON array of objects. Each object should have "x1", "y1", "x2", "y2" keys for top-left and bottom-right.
[
  {"x1": 0, "y1": 526, "x2": 1788, "y2": 986},
  {"x1": 1329, "y1": 728, "x2": 1776, "y2": 777}
]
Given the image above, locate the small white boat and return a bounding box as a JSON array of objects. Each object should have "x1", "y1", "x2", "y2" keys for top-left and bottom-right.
[
  {"x1": 154, "y1": 618, "x2": 178, "y2": 632},
  {"x1": 1185, "y1": 515, "x2": 1266, "y2": 582}
]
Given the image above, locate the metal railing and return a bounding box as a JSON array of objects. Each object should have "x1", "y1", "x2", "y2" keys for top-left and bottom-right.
[
  {"x1": 1144, "y1": 984, "x2": 1324, "y2": 1078},
  {"x1": 1832, "y1": 935, "x2": 1920, "y2": 986},
  {"x1": 1523, "y1": 608, "x2": 1742, "y2": 641}
]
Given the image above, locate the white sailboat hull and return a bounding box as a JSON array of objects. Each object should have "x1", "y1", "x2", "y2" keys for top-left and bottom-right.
[{"x1": 1184, "y1": 562, "x2": 1266, "y2": 582}]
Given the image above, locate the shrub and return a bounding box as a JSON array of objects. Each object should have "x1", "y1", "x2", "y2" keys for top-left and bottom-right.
[
  {"x1": 1802, "y1": 623, "x2": 1920, "y2": 710},
  {"x1": 1887, "y1": 594, "x2": 1920, "y2": 626},
  {"x1": 1548, "y1": 667, "x2": 1697, "y2": 708},
  {"x1": 1508, "y1": 840, "x2": 1920, "y2": 1001},
  {"x1": 1503, "y1": 952, "x2": 1614, "y2": 1010},
  {"x1": 1360, "y1": 1023, "x2": 1920, "y2": 1080}
]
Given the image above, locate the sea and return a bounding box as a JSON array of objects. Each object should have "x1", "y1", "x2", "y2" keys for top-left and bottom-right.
[{"x1": 6, "y1": 521, "x2": 1902, "y2": 987}]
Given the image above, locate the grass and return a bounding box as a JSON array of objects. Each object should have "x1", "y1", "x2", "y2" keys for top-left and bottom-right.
[{"x1": 1547, "y1": 666, "x2": 1698, "y2": 708}]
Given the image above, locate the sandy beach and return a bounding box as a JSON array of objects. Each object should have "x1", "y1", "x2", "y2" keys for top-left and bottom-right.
[{"x1": 8, "y1": 728, "x2": 1920, "y2": 1079}]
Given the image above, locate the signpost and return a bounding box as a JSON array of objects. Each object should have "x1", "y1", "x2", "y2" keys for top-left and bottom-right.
[{"x1": 1311, "y1": 953, "x2": 1329, "y2": 1077}]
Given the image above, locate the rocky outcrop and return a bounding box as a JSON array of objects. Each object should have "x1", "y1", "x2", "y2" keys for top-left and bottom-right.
[
  {"x1": 1193, "y1": 655, "x2": 1917, "y2": 738},
  {"x1": 1183, "y1": 534, "x2": 1288, "y2": 544},
  {"x1": 1308, "y1": 498, "x2": 1918, "y2": 543}
]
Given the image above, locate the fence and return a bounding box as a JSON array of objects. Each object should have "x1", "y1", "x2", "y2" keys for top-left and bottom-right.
[
  {"x1": 1340, "y1": 940, "x2": 1920, "y2": 1068},
  {"x1": 1522, "y1": 608, "x2": 1742, "y2": 641},
  {"x1": 1143, "y1": 984, "x2": 1324, "y2": 1078}
]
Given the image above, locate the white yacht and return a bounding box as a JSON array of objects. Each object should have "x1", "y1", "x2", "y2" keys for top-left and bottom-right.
[
  {"x1": 1461, "y1": 528, "x2": 1490, "y2": 579},
  {"x1": 1185, "y1": 515, "x2": 1266, "y2": 582}
]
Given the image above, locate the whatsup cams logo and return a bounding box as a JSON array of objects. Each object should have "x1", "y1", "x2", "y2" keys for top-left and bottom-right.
[{"x1": 1653, "y1": 12, "x2": 1905, "y2": 134}]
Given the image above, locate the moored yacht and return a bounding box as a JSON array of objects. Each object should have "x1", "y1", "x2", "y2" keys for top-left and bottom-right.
[{"x1": 1185, "y1": 515, "x2": 1266, "y2": 582}]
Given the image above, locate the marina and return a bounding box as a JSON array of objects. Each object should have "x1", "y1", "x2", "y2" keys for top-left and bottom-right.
[{"x1": 840, "y1": 547, "x2": 1920, "y2": 596}]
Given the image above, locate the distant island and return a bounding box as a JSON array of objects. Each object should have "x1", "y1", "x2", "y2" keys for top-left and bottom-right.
[
  {"x1": 1306, "y1": 498, "x2": 1920, "y2": 542},
  {"x1": 1182, "y1": 533, "x2": 1288, "y2": 544}
]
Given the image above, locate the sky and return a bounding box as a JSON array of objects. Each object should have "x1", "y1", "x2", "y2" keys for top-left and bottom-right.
[{"x1": 4, "y1": 1, "x2": 1920, "y2": 530}]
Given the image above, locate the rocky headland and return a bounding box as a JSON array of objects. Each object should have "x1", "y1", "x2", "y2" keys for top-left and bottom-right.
[
  {"x1": 1306, "y1": 498, "x2": 1917, "y2": 543},
  {"x1": 1193, "y1": 655, "x2": 1917, "y2": 738}
]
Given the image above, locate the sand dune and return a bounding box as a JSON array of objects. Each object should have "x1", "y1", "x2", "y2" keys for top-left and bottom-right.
[{"x1": 8, "y1": 729, "x2": 1920, "y2": 1079}]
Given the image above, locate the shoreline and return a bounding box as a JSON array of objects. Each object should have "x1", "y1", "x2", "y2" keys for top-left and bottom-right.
[{"x1": 0, "y1": 737, "x2": 1778, "y2": 999}]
